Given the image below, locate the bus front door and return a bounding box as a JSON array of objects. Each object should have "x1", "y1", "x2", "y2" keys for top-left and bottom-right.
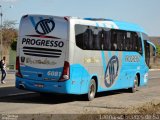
[{"x1": 144, "y1": 40, "x2": 150, "y2": 67}]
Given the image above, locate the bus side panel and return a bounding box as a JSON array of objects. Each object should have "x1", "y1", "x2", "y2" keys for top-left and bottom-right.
[
  {"x1": 70, "y1": 46, "x2": 148, "y2": 95},
  {"x1": 69, "y1": 64, "x2": 89, "y2": 94},
  {"x1": 70, "y1": 44, "x2": 104, "y2": 94},
  {"x1": 97, "y1": 51, "x2": 131, "y2": 92},
  {"x1": 122, "y1": 52, "x2": 142, "y2": 88},
  {"x1": 67, "y1": 51, "x2": 148, "y2": 95},
  {"x1": 95, "y1": 51, "x2": 144, "y2": 92},
  {"x1": 69, "y1": 66, "x2": 82, "y2": 94},
  {"x1": 71, "y1": 47, "x2": 132, "y2": 93}
]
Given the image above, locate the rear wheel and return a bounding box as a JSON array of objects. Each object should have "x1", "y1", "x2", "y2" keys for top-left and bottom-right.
[
  {"x1": 129, "y1": 75, "x2": 139, "y2": 93},
  {"x1": 87, "y1": 79, "x2": 96, "y2": 101}
]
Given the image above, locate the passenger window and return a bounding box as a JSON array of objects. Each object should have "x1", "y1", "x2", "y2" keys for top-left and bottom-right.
[
  {"x1": 93, "y1": 27, "x2": 101, "y2": 50},
  {"x1": 75, "y1": 24, "x2": 111, "y2": 50},
  {"x1": 111, "y1": 30, "x2": 117, "y2": 50},
  {"x1": 83, "y1": 26, "x2": 93, "y2": 50},
  {"x1": 75, "y1": 25, "x2": 94, "y2": 50},
  {"x1": 75, "y1": 24, "x2": 142, "y2": 54},
  {"x1": 101, "y1": 29, "x2": 111, "y2": 50}
]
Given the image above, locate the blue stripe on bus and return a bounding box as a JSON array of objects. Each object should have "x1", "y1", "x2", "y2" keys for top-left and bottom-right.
[
  {"x1": 101, "y1": 51, "x2": 107, "y2": 74},
  {"x1": 108, "y1": 51, "x2": 112, "y2": 58},
  {"x1": 39, "y1": 17, "x2": 43, "y2": 20},
  {"x1": 103, "y1": 23, "x2": 107, "y2": 27},
  {"x1": 29, "y1": 16, "x2": 36, "y2": 27},
  {"x1": 113, "y1": 20, "x2": 146, "y2": 33},
  {"x1": 96, "y1": 22, "x2": 99, "y2": 27}
]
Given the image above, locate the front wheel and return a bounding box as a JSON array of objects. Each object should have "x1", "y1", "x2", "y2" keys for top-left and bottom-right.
[
  {"x1": 87, "y1": 79, "x2": 96, "y2": 101},
  {"x1": 128, "y1": 75, "x2": 139, "y2": 93}
]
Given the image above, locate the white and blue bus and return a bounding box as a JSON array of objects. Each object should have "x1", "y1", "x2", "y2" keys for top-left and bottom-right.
[{"x1": 16, "y1": 15, "x2": 156, "y2": 100}]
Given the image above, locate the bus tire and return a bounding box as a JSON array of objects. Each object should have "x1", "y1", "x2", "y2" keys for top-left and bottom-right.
[
  {"x1": 87, "y1": 79, "x2": 96, "y2": 101},
  {"x1": 129, "y1": 75, "x2": 139, "y2": 93}
]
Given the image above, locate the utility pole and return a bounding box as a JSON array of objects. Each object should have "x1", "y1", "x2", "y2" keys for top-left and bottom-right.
[{"x1": 0, "y1": 5, "x2": 2, "y2": 59}]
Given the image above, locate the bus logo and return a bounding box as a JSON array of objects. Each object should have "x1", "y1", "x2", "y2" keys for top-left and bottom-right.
[
  {"x1": 35, "y1": 19, "x2": 55, "y2": 35},
  {"x1": 104, "y1": 55, "x2": 119, "y2": 88}
]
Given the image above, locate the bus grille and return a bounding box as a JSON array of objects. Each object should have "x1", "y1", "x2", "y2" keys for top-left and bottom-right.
[{"x1": 23, "y1": 47, "x2": 62, "y2": 58}]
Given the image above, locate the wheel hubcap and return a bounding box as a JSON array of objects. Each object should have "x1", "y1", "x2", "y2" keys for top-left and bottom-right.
[
  {"x1": 90, "y1": 84, "x2": 95, "y2": 98},
  {"x1": 134, "y1": 79, "x2": 138, "y2": 90}
]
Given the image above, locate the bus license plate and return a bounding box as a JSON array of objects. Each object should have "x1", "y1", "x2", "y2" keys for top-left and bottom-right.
[{"x1": 34, "y1": 84, "x2": 44, "y2": 88}]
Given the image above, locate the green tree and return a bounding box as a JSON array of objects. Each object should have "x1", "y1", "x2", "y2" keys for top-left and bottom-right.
[
  {"x1": 0, "y1": 20, "x2": 18, "y2": 50},
  {"x1": 2, "y1": 28, "x2": 18, "y2": 48},
  {"x1": 156, "y1": 45, "x2": 160, "y2": 58}
]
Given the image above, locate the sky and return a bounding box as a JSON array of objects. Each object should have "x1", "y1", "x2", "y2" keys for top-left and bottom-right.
[{"x1": 0, "y1": 0, "x2": 160, "y2": 36}]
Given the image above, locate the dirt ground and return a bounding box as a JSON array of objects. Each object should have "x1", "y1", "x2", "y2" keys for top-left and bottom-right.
[
  {"x1": 125, "y1": 100, "x2": 160, "y2": 114},
  {"x1": 1, "y1": 100, "x2": 159, "y2": 120}
]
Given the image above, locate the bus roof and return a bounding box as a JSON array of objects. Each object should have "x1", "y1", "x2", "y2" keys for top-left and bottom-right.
[
  {"x1": 113, "y1": 20, "x2": 146, "y2": 34},
  {"x1": 82, "y1": 17, "x2": 146, "y2": 34},
  {"x1": 21, "y1": 15, "x2": 146, "y2": 34}
]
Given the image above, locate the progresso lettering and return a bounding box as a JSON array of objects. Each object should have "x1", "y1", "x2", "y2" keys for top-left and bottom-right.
[{"x1": 22, "y1": 38, "x2": 64, "y2": 47}]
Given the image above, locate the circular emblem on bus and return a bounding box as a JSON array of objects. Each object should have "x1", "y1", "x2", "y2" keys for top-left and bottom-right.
[
  {"x1": 35, "y1": 19, "x2": 55, "y2": 35},
  {"x1": 104, "y1": 55, "x2": 119, "y2": 88}
]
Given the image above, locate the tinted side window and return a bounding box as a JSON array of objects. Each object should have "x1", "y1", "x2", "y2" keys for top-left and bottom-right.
[
  {"x1": 132, "y1": 32, "x2": 142, "y2": 54},
  {"x1": 142, "y1": 33, "x2": 149, "y2": 54},
  {"x1": 100, "y1": 29, "x2": 111, "y2": 50},
  {"x1": 126, "y1": 32, "x2": 131, "y2": 51},
  {"x1": 138, "y1": 33, "x2": 142, "y2": 54},
  {"x1": 93, "y1": 27, "x2": 102, "y2": 50},
  {"x1": 75, "y1": 25, "x2": 111, "y2": 50},
  {"x1": 75, "y1": 25, "x2": 94, "y2": 50},
  {"x1": 111, "y1": 30, "x2": 131, "y2": 51},
  {"x1": 111, "y1": 30, "x2": 118, "y2": 50},
  {"x1": 117, "y1": 31, "x2": 125, "y2": 51},
  {"x1": 75, "y1": 25, "x2": 86, "y2": 49},
  {"x1": 75, "y1": 24, "x2": 143, "y2": 54}
]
